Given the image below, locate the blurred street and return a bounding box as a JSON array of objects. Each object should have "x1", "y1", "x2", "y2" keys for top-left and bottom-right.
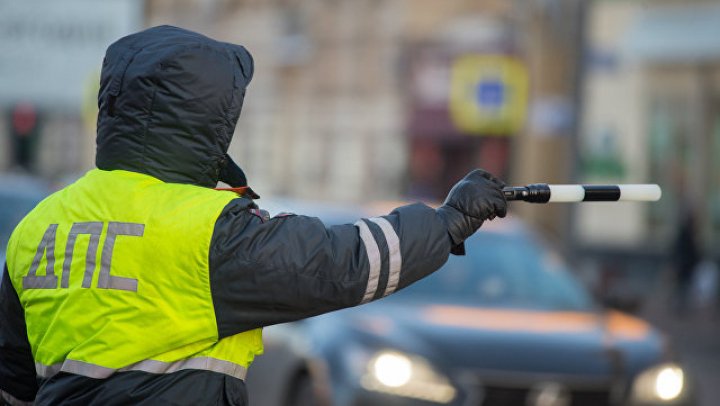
[
  {"x1": 2, "y1": 0, "x2": 720, "y2": 405},
  {"x1": 640, "y1": 274, "x2": 720, "y2": 406}
]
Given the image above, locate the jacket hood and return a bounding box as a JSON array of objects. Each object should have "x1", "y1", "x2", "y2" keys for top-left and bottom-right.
[{"x1": 95, "y1": 25, "x2": 254, "y2": 187}]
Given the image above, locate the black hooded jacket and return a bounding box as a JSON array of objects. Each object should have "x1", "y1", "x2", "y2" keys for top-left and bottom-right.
[{"x1": 0, "y1": 26, "x2": 454, "y2": 405}]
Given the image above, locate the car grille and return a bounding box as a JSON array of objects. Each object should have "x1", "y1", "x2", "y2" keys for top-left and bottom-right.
[{"x1": 480, "y1": 386, "x2": 611, "y2": 406}]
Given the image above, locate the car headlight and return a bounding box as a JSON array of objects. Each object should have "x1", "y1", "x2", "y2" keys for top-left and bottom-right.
[
  {"x1": 360, "y1": 350, "x2": 456, "y2": 404},
  {"x1": 630, "y1": 363, "x2": 686, "y2": 404}
]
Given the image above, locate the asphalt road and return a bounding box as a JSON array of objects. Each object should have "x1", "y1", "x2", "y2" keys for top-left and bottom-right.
[{"x1": 639, "y1": 274, "x2": 720, "y2": 406}]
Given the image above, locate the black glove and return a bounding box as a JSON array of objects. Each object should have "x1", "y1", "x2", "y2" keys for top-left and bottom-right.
[{"x1": 436, "y1": 169, "x2": 507, "y2": 255}]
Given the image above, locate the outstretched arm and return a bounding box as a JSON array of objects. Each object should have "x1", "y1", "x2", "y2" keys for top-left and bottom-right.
[
  {"x1": 208, "y1": 169, "x2": 507, "y2": 339},
  {"x1": 208, "y1": 201, "x2": 453, "y2": 338}
]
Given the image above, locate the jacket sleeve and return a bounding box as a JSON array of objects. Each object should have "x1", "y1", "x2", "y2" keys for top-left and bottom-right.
[
  {"x1": 0, "y1": 264, "x2": 38, "y2": 404},
  {"x1": 208, "y1": 199, "x2": 453, "y2": 338}
]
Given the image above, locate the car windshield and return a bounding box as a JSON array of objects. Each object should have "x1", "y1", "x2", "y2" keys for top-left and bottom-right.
[{"x1": 391, "y1": 231, "x2": 594, "y2": 312}]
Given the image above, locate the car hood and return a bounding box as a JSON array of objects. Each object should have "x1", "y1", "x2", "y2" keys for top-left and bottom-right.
[{"x1": 321, "y1": 301, "x2": 665, "y2": 377}]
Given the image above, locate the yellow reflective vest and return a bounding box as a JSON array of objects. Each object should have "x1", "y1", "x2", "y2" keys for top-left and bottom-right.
[{"x1": 6, "y1": 169, "x2": 262, "y2": 380}]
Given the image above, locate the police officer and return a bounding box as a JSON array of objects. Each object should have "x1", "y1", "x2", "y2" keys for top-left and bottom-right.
[{"x1": 0, "y1": 26, "x2": 506, "y2": 405}]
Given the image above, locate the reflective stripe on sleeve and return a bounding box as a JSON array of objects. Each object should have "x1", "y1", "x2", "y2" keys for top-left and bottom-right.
[
  {"x1": 368, "y1": 217, "x2": 402, "y2": 297},
  {"x1": 355, "y1": 220, "x2": 381, "y2": 304},
  {"x1": 35, "y1": 357, "x2": 248, "y2": 380}
]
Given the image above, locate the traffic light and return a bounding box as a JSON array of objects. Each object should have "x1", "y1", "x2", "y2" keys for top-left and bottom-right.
[{"x1": 8, "y1": 102, "x2": 41, "y2": 171}]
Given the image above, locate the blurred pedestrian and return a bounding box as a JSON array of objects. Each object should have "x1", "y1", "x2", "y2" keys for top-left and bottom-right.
[
  {"x1": 672, "y1": 206, "x2": 700, "y2": 316},
  {"x1": 0, "y1": 26, "x2": 507, "y2": 405}
]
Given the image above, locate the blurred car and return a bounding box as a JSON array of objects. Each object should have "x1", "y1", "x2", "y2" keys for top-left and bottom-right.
[
  {"x1": 246, "y1": 201, "x2": 695, "y2": 406},
  {"x1": 0, "y1": 174, "x2": 53, "y2": 270}
]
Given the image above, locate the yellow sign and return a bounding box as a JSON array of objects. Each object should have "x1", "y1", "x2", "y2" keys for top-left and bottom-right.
[{"x1": 449, "y1": 55, "x2": 528, "y2": 135}]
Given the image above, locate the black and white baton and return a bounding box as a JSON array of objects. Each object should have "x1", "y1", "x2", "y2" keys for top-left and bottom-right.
[{"x1": 503, "y1": 184, "x2": 662, "y2": 203}]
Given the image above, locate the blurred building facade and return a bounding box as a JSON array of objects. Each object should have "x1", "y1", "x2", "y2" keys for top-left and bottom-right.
[{"x1": 576, "y1": 0, "x2": 720, "y2": 308}]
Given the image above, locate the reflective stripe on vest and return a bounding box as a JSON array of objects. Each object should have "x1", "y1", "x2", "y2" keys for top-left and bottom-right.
[
  {"x1": 36, "y1": 356, "x2": 248, "y2": 380},
  {"x1": 6, "y1": 169, "x2": 263, "y2": 379}
]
